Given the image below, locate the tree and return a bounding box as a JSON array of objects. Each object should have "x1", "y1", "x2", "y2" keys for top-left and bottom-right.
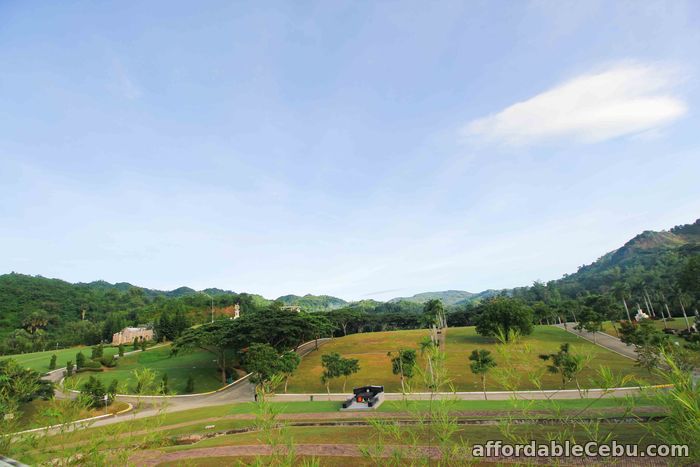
[
  {"x1": 49, "y1": 354, "x2": 57, "y2": 370},
  {"x1": 140, "y1": 340, "x2": 147, "y2": 352},
  {"x1": 278, "y1": 351, "x2": 301, "y2": 393},
  {"x1": 328, "y1": 309, "x2": 363, "y2": 336},
  {"x1": 390, "y1": 349, "x2": 417, "y2": 393},
  {"x1": 185, "y1": 374, "x2": 195, "y2": 394},
  {"x1": 172, "y1": 319, "x2": 237, "y2": 384},
  {"x1": 65, "y1": 360, "x2": 74, "y2": 377},
  {"x1": 469, "y1": 349, "x2": 497, "y2": 400},
  {"x1": 22, "y1": 310, "x2": 50, "y2": 334},
  {"x1": 118, "y1": 344, "x2": 124, "y2": 357},
  {"x1": 620, "y1": 319, "x2": 669, "y2": 373},
  {"x1": 0, "y1": 359, "x2": 53, "y2": 409},
  {"x1": 321, "y1": 352, "x2": 344, "y2": 394},
  {"x1": 155, "y1": 312, "x2": 173, "y2": 342},
  {"x1": 574, "y1": 308, "x2": 604, "y2": 343},
  {"x1": 75, "y1": 351, "x2": 86, "y2": 370},
  {"x1": 133, "y1": 338, "x2": 139, "y2": 351},
  {"x1": 302, "y1": 313, "x2": 334, "y2": 350},
  {"x1": 230, "y1": 308, "x2": 311, "y2": 353},
  {"x1": 91, "y1": 344, "x2": 104, "y2": 360},
  {"x1": 172, "y1": 309, "x2": 190, "y2": 338},
  {"x1": 80, "y1": 376, "x2": 107, "y2": 408},
  {"x1": 423, "y1": 299, "x2": 445, "y2": 327},
  {"x1": 475, "y1": 297, "x2": 533, "y2": 342},
  {"x1": 539, "y1": 343, "x2": 585, "y2": 391},
  {"x1": 340, "y1": 357, "x2": 360, "y2": 392},
  {"x1": 244, "y1": 343, "x2": 282, "y2": 397}
]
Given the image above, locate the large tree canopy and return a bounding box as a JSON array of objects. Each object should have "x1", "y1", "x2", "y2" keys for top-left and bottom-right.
[{"x1": 475, "y1": 297, "x2": 533, "y2": 342}]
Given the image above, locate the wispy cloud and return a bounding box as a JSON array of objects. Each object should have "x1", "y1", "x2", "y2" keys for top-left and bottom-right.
[{"x1": 463, "y1": 62, "x2": 687, "y2": 145}]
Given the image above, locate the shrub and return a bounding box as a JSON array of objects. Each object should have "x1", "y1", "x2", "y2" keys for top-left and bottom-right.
[
  {"x1": 49, "y1": 354, "x2": 57, "y2": 370},
  {"x1": 75, "y1": 352, "x2": 86, "y2": 370},
  {"x1": 65, "y1": 360, "x2": 74, "y2": 377},
  {"x1": 185, "y1": 375, "x2": 195, "y2": 393},
  {"x1": 118, "y1": 344, "x2": 124, "y2": 357},
  {"x1": 76, "y1": 359, "x2": 102, "y2": 372},
  {"x1": 80, "y1": 376, "x2": 108, "y2": 408},
  {"x1": 91, "y1": 344, "x2": 104, "y2": 360},
  {"x1": 100, "y1": 355, "x2": 117, "y2": 368}
]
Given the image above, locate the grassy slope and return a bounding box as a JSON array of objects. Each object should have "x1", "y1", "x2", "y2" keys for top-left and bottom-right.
[
  {"x1": 164, "y1": 423, "x2": 660, "y2": 453},
  {"x1": 70, "y1": 345, "x2": 225, "y2": 394},
  {"x1": 1, "y1": 345, "x2": 119, "y2": 373},
  {"x1": 13, "y1": 399, "x2": 130, "y2": 431},
  {"x1": 286, "y1": 326, "x2": 660, "y2": 393}
]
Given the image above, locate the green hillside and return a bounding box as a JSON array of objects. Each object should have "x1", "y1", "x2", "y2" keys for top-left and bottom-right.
[
  {"x1": 389, "y1": 290, "x2": 476, "y2": 305},
  {"x1": 276, "y1": 294, "x2": 348, "y2": 311}
]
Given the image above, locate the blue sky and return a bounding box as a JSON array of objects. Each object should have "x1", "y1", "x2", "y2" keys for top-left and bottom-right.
[{"x1": 1, "y1": 1, "x2": 699, "y2": 301}]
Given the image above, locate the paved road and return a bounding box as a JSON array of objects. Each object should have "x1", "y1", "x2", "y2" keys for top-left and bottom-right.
[{"x1": 554, "y1": 323, "x2": 637, "y2": 360}]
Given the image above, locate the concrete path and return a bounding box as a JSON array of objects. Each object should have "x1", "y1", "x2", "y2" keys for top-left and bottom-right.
[{"x1": 554, "y1": 323, "x2": 637, "y2": 360}]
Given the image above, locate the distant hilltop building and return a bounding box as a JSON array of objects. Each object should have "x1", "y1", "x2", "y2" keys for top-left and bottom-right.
[
  {"x1": 281, "y1": 305, "x2": 301, "y2": 313},
  {"x1": 112, "y1": 326, "x2": 154, "y2": 345}
]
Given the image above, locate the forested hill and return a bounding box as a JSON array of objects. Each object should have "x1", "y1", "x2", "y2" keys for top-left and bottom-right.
[
  {"x1": 275, "y1": 294, "x2": 348, "y2": 311},
  {"x1": 388, "y1": 289, "x2": 501, "y2": 306},
  {"x1": 522, "y1": 218, "x2": 700, "y2": 299}
]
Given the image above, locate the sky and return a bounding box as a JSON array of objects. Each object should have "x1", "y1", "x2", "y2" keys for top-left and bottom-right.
[{"x1": 1, "y1": 1, "x2": 700, "y2": 301}]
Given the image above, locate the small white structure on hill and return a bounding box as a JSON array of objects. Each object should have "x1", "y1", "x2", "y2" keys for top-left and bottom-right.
[{"x1": 112, "y1": 326, "x2": 154, "y2": 345}]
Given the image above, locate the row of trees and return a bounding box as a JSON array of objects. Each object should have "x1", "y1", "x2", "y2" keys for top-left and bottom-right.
[{"x1": 172, "y1": 303, "x2": 335, "y2": 384}]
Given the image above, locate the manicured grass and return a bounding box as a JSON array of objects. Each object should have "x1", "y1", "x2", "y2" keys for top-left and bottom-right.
[
  {"x1": 1, "y1": 345, "x2": 119, "y2": 373},
  {"x1": 602, "y1": 318, "x2": 692, "y2": 337},
  {"x1": 285, "y1": 326, "x2": 661, "y2": 393},
  {"x1": 165, "y1": 422, "x2": 662, "y2": 452},
  {"x1": 71, "y1": 345, "x2": 225, "y2": 394},
  {"x1": 38, "y1": 396, "x2": 659, "y2": 449}
]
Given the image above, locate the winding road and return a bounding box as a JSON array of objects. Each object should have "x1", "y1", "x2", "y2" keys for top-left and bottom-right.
[{"x1": 32, "y1": 326, "x2": 668, "y2": 435}]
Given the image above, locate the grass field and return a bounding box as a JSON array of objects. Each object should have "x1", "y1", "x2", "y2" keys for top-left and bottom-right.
[
  {"x1": 285, "y1": 325, "x2": 661, "y2": 393},
  {"x1": 163, "y1": 422, "x2": 661, "y2": 452},
  {"x1": 602, "y1": 318, "x2": 693, "y2": 337},
  {"x1": 1, "y1": 345, "x2": 121, "y2": 373},
  {"x1": 70, "y1": 345, "x2": 225, "y2": 394},
  {"x1": 13, "y1": 399, "x2": 131, "y2": 431}
]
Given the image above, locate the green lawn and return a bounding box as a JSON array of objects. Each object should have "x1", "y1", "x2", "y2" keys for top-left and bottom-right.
[
  {"x1": 165, "y1": 422, "x2": 662, "y2": 452},
  {"x1": 11, "y1": 399, "x2": 131, "y2": 431},
  {"x1": 70, "y1": 345, "x2": 225, "y2": 394},
  {"x1": 602, "y1": 318, "x2": 692, "y2": 337},
  {"x1": 285, "y1": 326, "x2": 661, "y2": 393},
  {"x1": 1, "y1": 345, "x2": 120, "y2": 373}
]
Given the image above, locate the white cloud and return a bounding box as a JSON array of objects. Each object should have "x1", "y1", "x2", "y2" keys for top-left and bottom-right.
[{"x1": 464, "y1": 63, "x2": 687, "y2": 145}]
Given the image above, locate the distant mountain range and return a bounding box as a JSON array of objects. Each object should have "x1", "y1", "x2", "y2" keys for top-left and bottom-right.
[
  {"x1": 387, "y1": 289, "x2": 500, "y2": 306},
  {"x1": 3, "y1": 218, "x2": 698, "y2": 326},
  {"x1": 276, "y1": 294, "x2": 348, "y2": 312}
]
